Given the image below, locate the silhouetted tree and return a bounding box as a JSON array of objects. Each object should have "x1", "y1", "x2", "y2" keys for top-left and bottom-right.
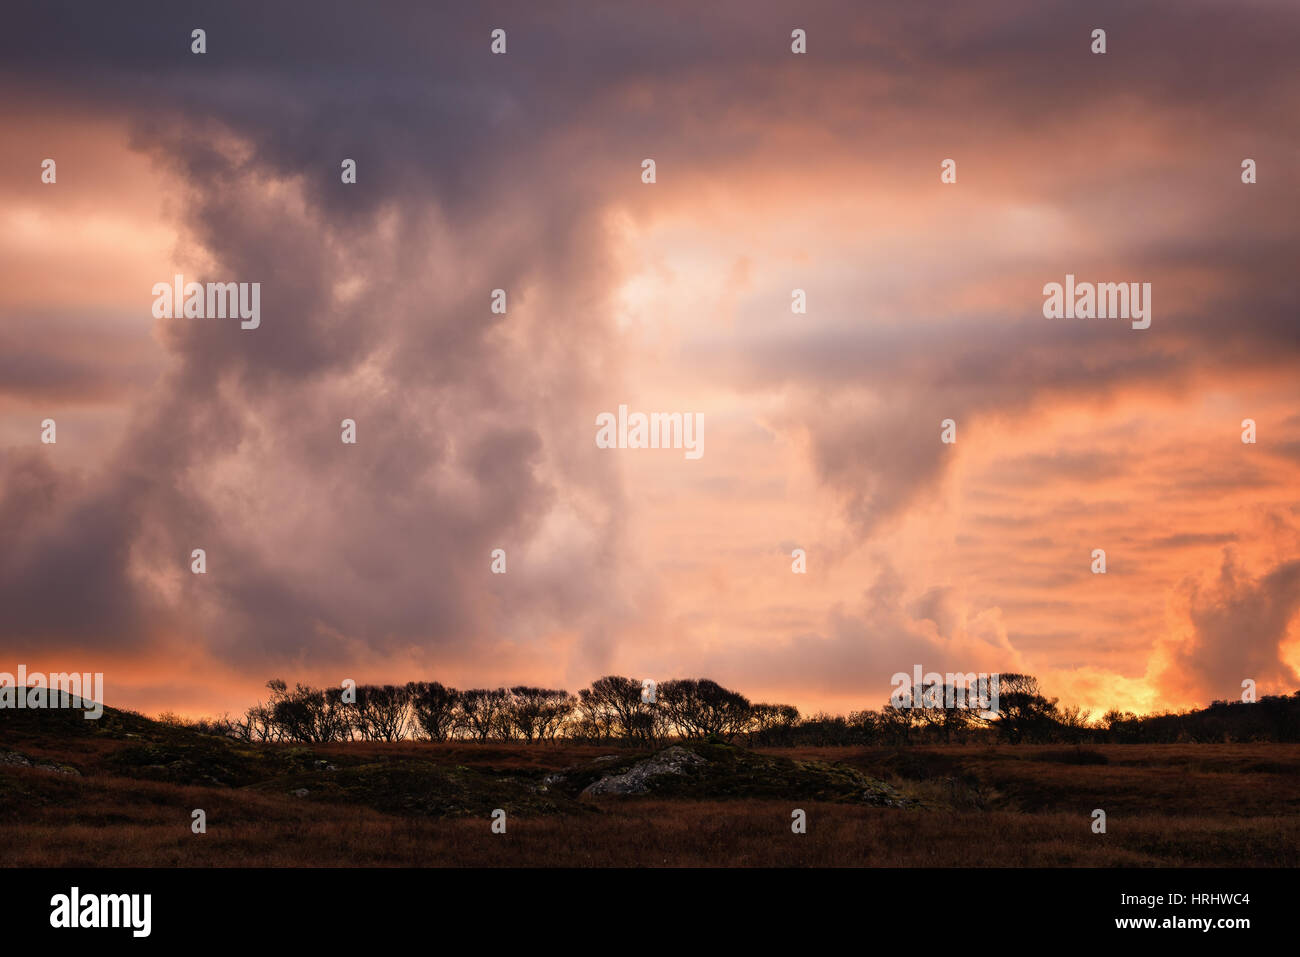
[
  {"x1": 659, "y1": 678, "x2": 751, "y2": 739},
  {"x1": 878, "y1": 703, "x2": 916, "y2": 744},
  {"x1": 217, "y1": 674, "x2": 1300, "y2": 747},
  {"x1": 458, "y1": 688, "x2": 508, "y2": 741},
  {"x1": 846, "y1": 709, "x2": 881, "y2": 744},
  {"x1": 505, "y1": 687, "x2": 573, "y2": 742},
  {"x1": 990, "y1": 673, "x2": 1059, "y2": 743},
  {"x1": 408, "y1": 681, "x2": 460, "y2": 741},
  {"x1": 267, "y1": 679, "x2": 352, "y2": 742},
  {"x1": 578, "y1": 676, "x2": 658, "y2": 744},
  {"x1": 352, "y1": 684, "x2": 413, "y2": 741},
  {"x1": 749, "y1": 703, "x2": 801, "y2": 746}
]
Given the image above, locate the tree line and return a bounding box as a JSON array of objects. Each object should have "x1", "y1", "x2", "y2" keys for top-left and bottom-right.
[{"x1": 170, "y1": 673, "x2": 1300, "y2": 745}]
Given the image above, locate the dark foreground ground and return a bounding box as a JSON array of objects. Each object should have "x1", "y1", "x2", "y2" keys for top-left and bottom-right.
[{"x1": 2, "y1": 706, "x2": 1297, "y2": 866}]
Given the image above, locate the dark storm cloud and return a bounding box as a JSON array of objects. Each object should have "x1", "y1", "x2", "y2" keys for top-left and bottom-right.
[
  {"x1": 0, "y1": 0, "x2": 659, "y2": 668},
  {"x1": 0, "y1": 448, "x2": 154, "y2": 649},
  {"x1": 0, "y1": 0, "x2": 1296, "y2": 702}
]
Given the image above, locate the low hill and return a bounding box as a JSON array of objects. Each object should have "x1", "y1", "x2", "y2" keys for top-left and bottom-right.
[{"x1": 1, "y1": 705, "x2": 904, "y2": 819}]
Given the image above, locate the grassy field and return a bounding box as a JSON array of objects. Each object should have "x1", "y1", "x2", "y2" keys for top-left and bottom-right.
[{"x1": 2, "y1": 707, "x2": 1297, "y2": 866}]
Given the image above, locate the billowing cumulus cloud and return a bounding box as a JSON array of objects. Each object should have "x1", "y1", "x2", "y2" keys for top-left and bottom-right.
[{"x1": 1156, "y1": 552, "x2": 1300, "y2": 705}]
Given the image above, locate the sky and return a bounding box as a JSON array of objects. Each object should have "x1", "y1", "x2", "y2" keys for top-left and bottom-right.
[{"x1": 1, "y1": 0, "x2": 1298, "y2": 721}]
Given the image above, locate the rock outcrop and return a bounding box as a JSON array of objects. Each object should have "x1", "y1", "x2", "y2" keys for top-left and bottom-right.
[{"x1": 582, "y1": 746, "x2": 706, "y2": 796}]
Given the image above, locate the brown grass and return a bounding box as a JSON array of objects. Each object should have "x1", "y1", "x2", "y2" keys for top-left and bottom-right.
[{"x1": 3, "y1": 738, "x2": 1297, "y2": 867}]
